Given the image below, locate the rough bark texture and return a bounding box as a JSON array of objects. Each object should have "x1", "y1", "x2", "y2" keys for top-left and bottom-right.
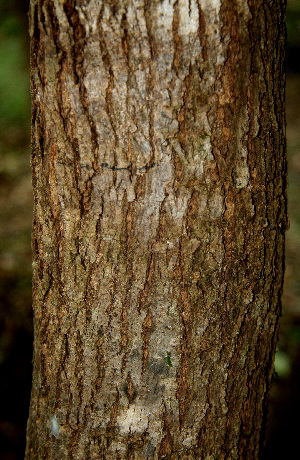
[{"x1": 26, "y1": 0, "x2": 287, "y2": 458}]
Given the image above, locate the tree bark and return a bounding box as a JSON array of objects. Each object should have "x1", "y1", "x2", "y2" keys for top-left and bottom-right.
[{"x1": 26, "y1": 0, "x2": 287, "y2": 458}]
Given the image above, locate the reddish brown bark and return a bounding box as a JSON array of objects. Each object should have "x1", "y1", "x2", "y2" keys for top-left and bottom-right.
[{"x1": 26, "y1": 0, "x2": 287, "y2": 458}]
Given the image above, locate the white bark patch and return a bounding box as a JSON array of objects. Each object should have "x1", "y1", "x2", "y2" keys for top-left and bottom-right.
[
  {"x1": 234, "y1": 164, "x2": 250, "y2": 189},
  {"x1": 156, "y1": 0, "x2": 175, "y2": 32},
  {"x1": 208, "y1": 190, "x2": 224, "y2": 219},
  {"x1": 50, "y1": 415, "x2": 60, "y2": 438},
  {"x1": 77, "y1": 0, "x2": 102, "y2": 36},
  {"x1": 199, "y1": 0, "x2": 221, "y2": 14},
  {"x1": 117, "y1": 405, "x2": 149, "y2": 435},
  {"x1": 195, "y1": 136, "x2": 214, "y2": 171},
  {"x1": 165, "y1": 188, "x2": 191, "y2": 222},
  {"x1": 234, "y1": 146, "x2": 250, "y2": 189},
  {"x1": 178, "y1": 0, "x2": 199, "y2": 35},
  {"x1": 137, "y1": 159, "x2": 173, "y2": 243}
]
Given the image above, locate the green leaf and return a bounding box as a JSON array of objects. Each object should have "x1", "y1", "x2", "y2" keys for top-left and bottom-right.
[{"x1": 165, "y1": 351, "x2": 173, "y2": 367}]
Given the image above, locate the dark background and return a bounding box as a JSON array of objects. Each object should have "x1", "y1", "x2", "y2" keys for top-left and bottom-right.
[{"x1": 0, "y1": 0, "x2": 299, "y2": 458}]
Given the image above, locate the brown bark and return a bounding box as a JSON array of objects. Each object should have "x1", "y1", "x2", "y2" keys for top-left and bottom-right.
[{"x1": 26, "y1": 0, "x2": 287, "y2": 458}]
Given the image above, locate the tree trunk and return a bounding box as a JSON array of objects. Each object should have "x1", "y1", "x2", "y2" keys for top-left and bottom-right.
[{"x1": 26, "y1": 0, "x2": 287, "y2": 458}]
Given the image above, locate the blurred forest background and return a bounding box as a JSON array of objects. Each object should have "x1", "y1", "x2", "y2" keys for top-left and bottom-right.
[{"x1": 0, "y1": 0, "x2": 299, "y2": 458}]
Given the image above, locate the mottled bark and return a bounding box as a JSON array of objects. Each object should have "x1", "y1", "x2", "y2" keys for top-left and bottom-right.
[{"x1": 26, "y1": 0, "x2": 287, "y2": 458}]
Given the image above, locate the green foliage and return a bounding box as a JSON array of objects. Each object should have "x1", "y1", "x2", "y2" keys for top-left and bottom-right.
[
  {"x1": 165, "y1": 351, "x2": 173, "y2": 367},
  {"x1": 287, "y1": 0, "x2": 300, "y2": 48},
  {"x1": 0, "y1": 13, "x2": 30, "y2": 129},
  {"x1": 274, "y1": 350, "x2": 292, "y2": 379}
]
